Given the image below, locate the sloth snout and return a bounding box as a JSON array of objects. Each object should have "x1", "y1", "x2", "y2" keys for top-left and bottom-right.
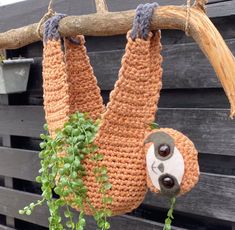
[{"x1": 157, "y1": 163, "x2": 164, "y2": 172}]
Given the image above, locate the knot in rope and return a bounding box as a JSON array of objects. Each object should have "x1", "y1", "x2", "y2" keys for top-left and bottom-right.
[{"x1": 36, "y1": 0, "x2": 57, "y2": 39}]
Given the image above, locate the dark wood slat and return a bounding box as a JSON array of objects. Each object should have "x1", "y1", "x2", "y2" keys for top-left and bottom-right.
[
  {"x1": 157, "y1": 108, "x2": 235, "y2": 156},
  {"x1": 0, "y1": 0, "x2": 96, "y2": 32},
  {"x1": 0, "y1": 150, "x2": 233, "y2": 224},
  {"x1": 25, "y1": 38, "x2": 235, "y2": 92},
  {"x1": 207, "y1": 0, "x2": 235, "y2": 18},
  {"x1": 12, "y1": 88, "x2": 230, "y2": 109},
  {"x1": 0, "y1": 187, "x2": 49, "y2": 227},
  {"x1": 208, "y1": 0, "x2": 233, "y2": 3},
  {"x1": 0, "y1": 147, "x2": 39, "y2": 181},
  {"x1": 107, "y1": 0, "x2": 230, "y2": 10},
  {"x1": 0, "y1": 96, "x2": 15, "y2": 228},
  {"x1": 0, "y1": 106, "x2": 45, "y2": 138},
  {"x1": 1, "y1": 145, "x2": 234, "y2": 183},
  {"x1": 159, "y1": 89, "x2": 230, "y2": 109},
  {"x1": 90, "y1": 39, "x2": 235, "y2": 90},
  {"x1": 199, "y1": 153, "x2": 235, "y2": 176},
  {"x1": 0, "y1": 173, "x2": 234, "y2": 225},
  {"x1": 86, "y1": 215, "x2": 186, "y2": 230},
  {"x1": 0, "y1": 225, "x2": 15, "y2": 230},
  {"x1": 107, "y1": 0, "x2": 235, "y2": 17},
  {"x1": 1, "y1": 107, "x2": 235, "y2": 156},
  {"x1": 144, "y1": 173, "x2": 235, "y2": 222},
  {"x1": 0, "y1": 187, "x2": 185, "y2": 229},
  {"x1": 107, "y1": 0, "x2": 182, "y2": 11}
]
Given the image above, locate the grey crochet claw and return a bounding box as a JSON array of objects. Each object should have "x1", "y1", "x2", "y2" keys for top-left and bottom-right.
[
  {"x1": 43, "y1": 13, "x2": 67, "y2": 42},
  {"x1": 131, "y1": 2, "x2": 159, "y2": 40}
]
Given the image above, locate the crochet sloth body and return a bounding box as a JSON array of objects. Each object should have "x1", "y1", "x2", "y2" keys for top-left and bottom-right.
[
  {"x1": 42, "y1": 7, "x2": 199, "y2": 215},
  {"x1": 43, "y1": 31, "x2": 163, "y2": 215}
]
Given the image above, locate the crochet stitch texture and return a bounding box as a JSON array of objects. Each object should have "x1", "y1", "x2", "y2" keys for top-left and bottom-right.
[
  {"x1": 42, "y1": 3, "x2": 199, "y2": 215},
  {"x1": 42, "y1": 9, "x2": 163, "y2": 214},
  {"x1": 43, "y1": 28, "x2": 163, "y2": 214}
]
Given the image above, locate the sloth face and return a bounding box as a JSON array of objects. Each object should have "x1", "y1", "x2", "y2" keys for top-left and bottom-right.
[{"x1": 144, "y1": 128, "x2": 200, "y2": 197}]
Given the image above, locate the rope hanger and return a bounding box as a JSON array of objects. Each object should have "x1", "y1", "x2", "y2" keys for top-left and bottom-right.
[
  {"x1": 185, "y1": 0, "x2": 192, "y2": 36},
  {"x1": 36, "y1": 0, "x2": 56, "y2": 39},
  {"x1": 42, "y1": 3, "x2": 200, "y2": 215}
]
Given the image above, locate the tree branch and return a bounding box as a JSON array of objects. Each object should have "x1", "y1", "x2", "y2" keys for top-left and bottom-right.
[
  {"x1": 0, "y1": 5, "x2": 234, "y2": 117},
  {"x1": 95, "y1": 0, "x2": 108, "y2": 13},
  {"x1": 193, "y1": 0, "x2": 208, "y2": 12}
]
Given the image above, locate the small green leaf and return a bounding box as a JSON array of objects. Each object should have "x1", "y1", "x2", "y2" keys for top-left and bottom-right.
[
  {"x1": 102, "y1": 197, "x2": 113, "y2": 204},
  {"x1": 36, "y1": 176, "x2": 42, "y2": 183},
  {"x1": 74, "y1": 159, "x2": 81, "y2": 167},
  {"x1": 40, "y1": 134, "x2": 46, "y2": 139},
  {"x1": 19, "y1": 210, "x2": 25, "y2": 215},
  {"x1": 79, "y1": 218, "x2": 86, "y2": 226},
  {"x1": 64, "y1": 210, "x2": 70, "y2": 218},
  {"x1": 39, "y1": 142, "x2": 46, "y2": 149},
  {"x1": 96, "y1": 153, "x2": 103, "y2": 160},
  {"x1": 104, "y1": 221, "x2": 110, "y2": 230},
  {"x1": 54, "y1": 187, "x2": 62, "y2": 195},
  {"x1": 103, "y1": 182, "x2": 112, "y2": 191},
  {"x1": 64, "y1": 163, "x2": 71, "y2": 169},
  {"x1": 26, "y1": 209, "x2": 32, "y2": 215},
  {"x1": 43, "y1": 124, "x2": 48, "y2": 131},
  {"x1": 29, "y1": 203, "x2": 35, "y2": 209},
  {"x1": 150, "y1": 122, "x2": 160, "y2": 130},
  {"x1": 66, "y1": 221, "x2": 74, "y2": 228},
  {"x1": 71, "y1": 171, "x2": 77, "y2": 179},
  {"x1": 65, "y1": 125, "x2": 73, "y2": 134}
]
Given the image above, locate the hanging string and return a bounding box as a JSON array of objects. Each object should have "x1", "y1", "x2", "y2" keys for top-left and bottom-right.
[
  {"x1": 47, "y1": 0, "x2": 55, "y2": 12},
  {"x1": 36, "y1": 0, "x2": 56, "y2": 39},
  {"x1": 185, "y1": 0, "x2": 191, "y2": 36}
]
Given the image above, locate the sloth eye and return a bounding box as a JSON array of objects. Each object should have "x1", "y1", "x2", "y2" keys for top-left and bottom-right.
[
  {"x1": 161, "y1": 175, "x2": 175, "y2": 188},
  {"x1": 158, "y1": 144, "x2": 171, "y2": 157}
]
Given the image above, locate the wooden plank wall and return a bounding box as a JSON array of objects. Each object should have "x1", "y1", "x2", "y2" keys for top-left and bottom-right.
[{"x1": 0, "y1": 0, "x2": 235, "y2": 229}]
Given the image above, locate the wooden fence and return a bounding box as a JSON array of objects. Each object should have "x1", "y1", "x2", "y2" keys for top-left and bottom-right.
[{"x1": 0, "y1": 0, "x2": 234, "y2": 229}]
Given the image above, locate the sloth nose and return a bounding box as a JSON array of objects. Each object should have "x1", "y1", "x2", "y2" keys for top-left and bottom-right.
[{"x1": 157, "y1": 163, "x2": 164, "y2": 172}]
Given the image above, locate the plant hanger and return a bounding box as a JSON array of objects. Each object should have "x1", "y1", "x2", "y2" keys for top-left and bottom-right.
[
  {"x1": 42, "y1": 3, "x2": 164, "y2": 216},
  {"x1": 41, "y1": 1, "x2": 199, "y2": 216},
  {"x1": 16, "y1": 1, "x2": 233, "y2": 229}
]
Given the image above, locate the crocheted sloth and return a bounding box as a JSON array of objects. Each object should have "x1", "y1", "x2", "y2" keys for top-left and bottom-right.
[
  {"x1": 42, "y1": 3, "x2": 200, "y2": 215},
  {"x1": 144, "y1": 128, "x2": 200, "y2": 197}
]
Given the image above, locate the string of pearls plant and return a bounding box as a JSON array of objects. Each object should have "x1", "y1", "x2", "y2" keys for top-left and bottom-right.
[{"x1": 19, "y1": 112, "x2": 112, "y2": 230}]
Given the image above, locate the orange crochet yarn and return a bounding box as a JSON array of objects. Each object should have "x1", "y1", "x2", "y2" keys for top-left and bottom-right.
[
  {"x1": 43, "y1": 29, "x2": 163, "y2": 215},
  {"x1": 64, "y1": 36, "x2": 105, "y2": 119},
  {"x1": 43, "y1": 36, "x2": 104, "y2": 137},
  {"x1": 91, "y1": 31, "x2": 163, "y2": 214},
  {"x1": 42, "y1": 3, "x2": 200, "y2": 216},
  {"x1": 42, "y1": 14, "x2": 164, "y2": 214}
]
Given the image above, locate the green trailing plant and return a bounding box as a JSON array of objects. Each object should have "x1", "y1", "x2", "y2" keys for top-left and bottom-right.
[
  {"x1": 19, "y1": 112, "x2": 112, "y2": 230},
  {"x1": 150, "y1": 122, "x2": 160, "y2": 130},
  {"x1": 163, "y1": 197, "x2": 176, "y2": 230}
]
